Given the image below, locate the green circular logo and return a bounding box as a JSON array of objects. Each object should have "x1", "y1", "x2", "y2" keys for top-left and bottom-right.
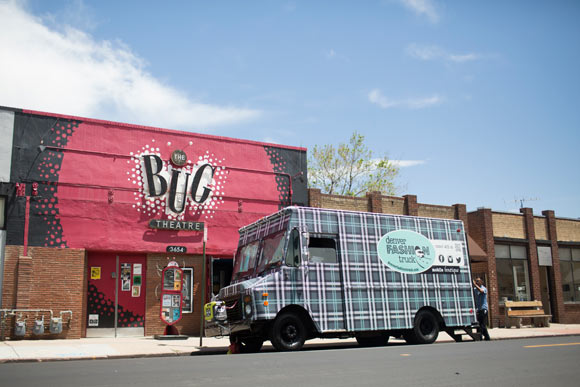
[{"x1": 377, "y1": 230, "x2": 435, "y2": 274}]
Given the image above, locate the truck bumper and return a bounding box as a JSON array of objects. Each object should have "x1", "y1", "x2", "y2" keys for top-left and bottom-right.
[
  {"x1": 204, "y1": 322, "x2": 230, "y2": 337},
  {"x1": 204, "y1": 320, "x2": 254, "y2": 338}
]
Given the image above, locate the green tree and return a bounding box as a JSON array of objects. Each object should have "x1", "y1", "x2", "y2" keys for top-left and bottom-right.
[{"x1": 308, "y1": 131, "x2": 399, "y2": 196}]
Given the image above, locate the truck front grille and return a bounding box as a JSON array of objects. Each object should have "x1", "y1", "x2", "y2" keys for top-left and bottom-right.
[{"x1": 225, "y1": 297, "x2": 243, "y2": 322}]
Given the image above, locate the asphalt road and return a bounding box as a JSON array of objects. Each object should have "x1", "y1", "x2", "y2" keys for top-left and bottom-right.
[{"x1": 2, "y1": 336, "x2": 579, "y2": 387}]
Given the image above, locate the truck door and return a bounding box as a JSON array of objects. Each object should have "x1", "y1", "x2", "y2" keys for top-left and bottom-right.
[{"x1": 303, "y1": 234, "x2": 346, "y2": 332}]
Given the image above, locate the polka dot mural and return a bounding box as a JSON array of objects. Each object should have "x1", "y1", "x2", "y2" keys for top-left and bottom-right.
[
  {"x1": 87, "y1": 284, "x2": 144, "y2": 328},
  {"x1": 126, "y1": 140, "x2": 228, "y2": 220},
  {"x1": 264, "y1": 146, "x2": 292, "y2": 209},
  {"x1": 30, "y1": 118, "x2": 81, "y2": 248}
]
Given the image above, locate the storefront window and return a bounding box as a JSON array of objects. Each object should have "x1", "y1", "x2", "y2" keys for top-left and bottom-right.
[
  {"x1": 559, "y1": 247, "x2": 580, "y2": 302},
  {"x1": 182, "y1": 268, "x2": 193, "y2": 313},
  {"x1": 496, "y1": 244, "x2": 531, "y2": 302}
]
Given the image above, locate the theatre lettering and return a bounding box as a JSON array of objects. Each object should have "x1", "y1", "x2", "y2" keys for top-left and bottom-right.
[{"x1": 148, "y1": 219, "x2": 204, "y2": 231}]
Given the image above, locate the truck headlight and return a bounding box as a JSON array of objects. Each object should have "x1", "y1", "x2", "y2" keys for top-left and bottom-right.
[
  {"x1": 215, "y1": 304, "x2": 227, "y2": 321},
  {"x1": 243, "y1": 294, "x2": 253, "y2": 317},
  {"x1": 205, "y1": 301, "x2": 227, "y2": 322}
]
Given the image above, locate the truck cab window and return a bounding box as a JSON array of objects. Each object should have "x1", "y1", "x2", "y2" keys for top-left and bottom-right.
[
  {"x1": 308, "y1": 237, "x2": 337, "y2": 264},
  {"x1": 256, "y1": 231, "x2": 286, "y2": 275},
  {"x1": 286, "y1": 229, "x2": 300, "y2": 267},
  {"x1": 232, "y1": 240, "x2": 259, "y2": 281}
]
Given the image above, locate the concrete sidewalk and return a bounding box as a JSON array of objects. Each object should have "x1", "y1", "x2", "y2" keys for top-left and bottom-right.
[{"x1": 1, "y1": 324, "x2": 580, "y2": 363}]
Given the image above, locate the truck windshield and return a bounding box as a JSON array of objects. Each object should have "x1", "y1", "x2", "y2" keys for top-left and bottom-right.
[
  {"x1": 255, "y1": 230, "x2": 286, "y2": 276},
  {"x1": 232, "y1": 240, "x2": 259, "y2": 282}
]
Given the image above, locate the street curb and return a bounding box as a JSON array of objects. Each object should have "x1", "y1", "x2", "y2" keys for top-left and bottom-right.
[{"x1": 1, "y1": 333, "x2": 579, "y2": 364}]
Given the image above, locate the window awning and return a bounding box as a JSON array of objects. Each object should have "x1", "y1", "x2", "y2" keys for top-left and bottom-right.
[{"x1": 467, "y1": 235, "x2": 488, "y2": 262}]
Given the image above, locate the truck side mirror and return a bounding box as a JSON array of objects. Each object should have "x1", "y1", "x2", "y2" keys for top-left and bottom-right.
[
  {"x1": 292, "y1": 233, "x2": 300, "y2": 266},
  {"x1": 302, "y1": 231, "x2": 310, "y2": 262}
]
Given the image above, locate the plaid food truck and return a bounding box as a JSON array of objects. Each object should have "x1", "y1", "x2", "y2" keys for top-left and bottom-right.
[{"x1": 204, "y1": 206, "x2": 479, "y2": 352}]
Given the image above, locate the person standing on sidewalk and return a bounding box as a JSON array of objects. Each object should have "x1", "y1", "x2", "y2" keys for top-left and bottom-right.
[{"x1": 473, "y1": 277, "x2": 491, "y2": 341}]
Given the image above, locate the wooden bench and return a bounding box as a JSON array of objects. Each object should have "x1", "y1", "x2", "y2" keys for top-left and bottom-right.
[{"x1": 504, "y1": 300, "x2": 551, "y2": 328}]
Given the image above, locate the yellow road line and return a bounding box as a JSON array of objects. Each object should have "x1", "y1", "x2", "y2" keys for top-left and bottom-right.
[{"x1": 524, "y1": 342, "x2": 580, "y2": 348}]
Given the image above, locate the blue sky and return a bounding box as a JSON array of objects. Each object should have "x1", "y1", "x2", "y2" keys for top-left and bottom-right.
[{"x1": 1, "y1": 0, "x2": 579, "y2": 218}]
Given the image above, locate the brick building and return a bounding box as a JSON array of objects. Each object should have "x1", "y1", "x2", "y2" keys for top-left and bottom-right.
[{"x1": 1, "y1": 106, "x2": 579, "y2": 340}]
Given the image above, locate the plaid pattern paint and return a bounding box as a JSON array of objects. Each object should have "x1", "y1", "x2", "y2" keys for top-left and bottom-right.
[{"x1": 233, "y1": 206, "x2": 476, "y2": 333}]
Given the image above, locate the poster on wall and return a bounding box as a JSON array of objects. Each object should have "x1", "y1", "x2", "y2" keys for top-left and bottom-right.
[
  {"x1": 91, "y1": 267, "x2": 101, "y2": 280},
  {"x1": 133, "y1": 263, "x2": 142, "y2": 275},
  {"x1": 163, "y1": 269, "x2": 175, "y2": 290},
  {"x1": 88, "y1": 314, "x2": 99, "y2": 327},
  {"x1": 121, "y1": 263, "x2": 131, "y2": 291},
  {"x1": 172, "y1": 308, "x2": 180, "y2": 322},
  {"x1": 132, "y1": 285, "x2": 141, "y2": 297},
  {"x1": 161, "y1": 308, "x2": 172, "y2": 323},
  {"x1": 162, "y1": 294, "x2": 172, "y2": 307},
  {"x1": 174, "y1": 270, "x2": 182, "y2": 291}
]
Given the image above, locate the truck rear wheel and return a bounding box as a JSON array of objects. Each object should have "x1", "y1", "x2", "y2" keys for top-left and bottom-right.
[
  {"x1": 412, "y1": 309, "x2": 439, "y2": 344},
  {"x1": 270, "y1": 312, "x2": 307, "y2": 351}
]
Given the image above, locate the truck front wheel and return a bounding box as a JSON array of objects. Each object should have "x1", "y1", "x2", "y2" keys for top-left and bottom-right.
[
  {"x1": 270, "y1": 313, "x2": 307, "y2": 351},
  {"x1": 239, "y1": 337, "x2": 264, "y2": 353}
]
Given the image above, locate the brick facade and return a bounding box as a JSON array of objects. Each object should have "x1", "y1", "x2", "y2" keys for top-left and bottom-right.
[
  {"x1": 1, "y1": 246, "x2": 86, "y2": 339},
  {"x1": 467, "y1": 208, "x2": 500, "y2": 326},
  {"x1": 543, "y1": 210, "x2": 566, "y2": 322},
  {"x1": 520, "y1": 208, "x2": 542, "y2": 302},
  {"x1": 403, "y1": 195, "x2": 418, "y2": 216}
]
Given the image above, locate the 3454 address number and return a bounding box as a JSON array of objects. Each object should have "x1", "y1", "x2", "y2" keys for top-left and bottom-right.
[{"x1": 166, "y1": 246, "x2": 187, "y2": 253}]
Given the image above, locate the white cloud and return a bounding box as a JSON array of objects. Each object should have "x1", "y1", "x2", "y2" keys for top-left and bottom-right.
[
  {"x1": 325, "y1": 49, "x2": 336, "y2": 59},
  {"x1": 0, "y1": 1, "x2": 260, "y2": 131},
  {"x1": 400, "y1": 0, "x2": 439, "y2": 23},
  {"x1": 406, "y1": 43, "x2": 480, "y2": 63},
  {"x1": 392, "y1": 160, "x2": 426, "y2": 168},
  {"x1": 448, "y1": 53, "x2": 479, "y2": 63},
  {"x1": 368, "y1": 89, "x2": 442, "y2": 109},
  {"x1": 405, "y1": 44, "x2": 444, "y2": 61}
]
